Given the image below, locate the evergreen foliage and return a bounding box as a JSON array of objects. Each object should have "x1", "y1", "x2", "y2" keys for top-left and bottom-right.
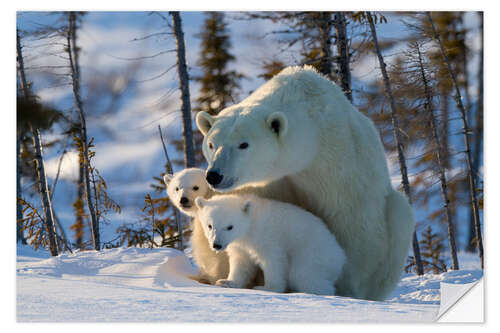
[
  {"x1": 406, "y1": 226, "x2": 447, "y2": 274},
  {"x1": 195, "y1": 12, "x2": 243, "y2": 115}
]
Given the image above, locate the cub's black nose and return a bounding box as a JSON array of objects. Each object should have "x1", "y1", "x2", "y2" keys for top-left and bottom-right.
[
  {"x1": 180, "y1": 197, "x2": 189, "y2": 206},
  {"x1": 213, "y1": 243, "x2": 222, "y2": 250},
  {"x1": 206, "y1": 170, "x2": 223, "y2": 186}
]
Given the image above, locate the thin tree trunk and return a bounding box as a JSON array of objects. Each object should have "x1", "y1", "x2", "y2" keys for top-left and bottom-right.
[
  {"x1": 52, "y1": 210, "x2": 72, "y2": 253},
  {"x1": 17, "y1": 29, "x2": 59, "y2": 256},
  {"x1": 333, "y1": 12, "x2": 352, "y2": 102},
  {"x1": 467, "y1": 11, "x2": 484, "y2": 253},
  {"x1": 67, "y1": 12, "x2": 100, "y2": 251},
  {"x1": 170, "y1": 11, "x2": 196, "y2": 168},
  {"x1": 17, "y1": 129, "x2": 27, "y2": 244},
  {"x1": 416, "y1": 44, "x2": 459, "y2": 270},
  {"x1": 49, "y1": 135, "x2": 69, "y2": 201},
  {"x1": 158, "y1": 125, "x2": 184, "y2": 250},
  {"x1": 461, "y1": 20, "x2": 473, "y2": 252},
  {"x1": 427, "y1": 11, "x2": 484, "y2": 269},
  {"x1": 31, "y1": 129, "x2": 60, "y2": 256},
  {"x1": 318, "y1": 12, "x2": 334, "y2": 80},
  {"x1": 440, "y1": 92, "x2": 450, "y2": 169},
  {"x1": 367, "y1": 12, "x2": 424, "y2": 275}
]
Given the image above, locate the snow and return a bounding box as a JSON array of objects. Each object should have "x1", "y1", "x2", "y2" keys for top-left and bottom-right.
[{"x1": 16, "y1": 245, "x2": 482, "y2": 323}]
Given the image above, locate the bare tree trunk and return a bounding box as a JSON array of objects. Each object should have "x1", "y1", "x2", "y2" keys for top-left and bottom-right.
[
  {"x1": 416, "y1": 44, "x2": 459, "y2": 270},
  {"x1": 170, "y1": 11, "x2": 196, "y2": 168},
  {"x1": 427, "y1": 12, "x2": 484, "y2": 269},
  {"x1": 52, "y1": 210, "x2": 72, "y2": 253},
  {"x1": 440, "y1": 92, "x2": 450, "y2": 169},
  {"x1": 367, "y1": 12, "x2": 424, "y2": 275},
  {"x1": 67, "y1": 12, "x2": 100, "y2": 250},
  {"x1": 17, "y1": 29, "x2": 59, "y2": 256},
  {"x1": 318, "y1": 12, "x2": 334, "y2": 80},
  {"x1": 31, "y1": 129, "x2": 60, "y2": 256},
  {"x1": 49, "y1": 136, "x2": 69, "y2": 202},
  {"x1": 17, "y1": 129, "x2": 27, "y2": 244},
  {"x1": 333, "y1": 12, "x2": 352, "y2": 102},
  {"x1": 158, "y1": 125, "x2": 184, "y2": 250},
  {"x1": 467, "y1": 12, "x2": 484, "y2": 253}
]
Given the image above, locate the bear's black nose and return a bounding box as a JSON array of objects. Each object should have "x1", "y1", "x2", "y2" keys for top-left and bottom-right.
[
  {"x1": 206, "y1": 170, "x2": 223, "y2": 186},
  {"x1": 213, "y1": 243, "x2": 222, "y2": 250},
  {"x1": 180, "y1": 197, "x2": 189, "y2": 206}
]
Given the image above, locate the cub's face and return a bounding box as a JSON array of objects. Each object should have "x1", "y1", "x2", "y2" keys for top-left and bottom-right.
[
  {"x1": 164, "y1": 168, "x2": 211, "y2": 217},
  {"x1": 195, "y1": 197, "x2": 253, "y2": 253},
  {"x1": 196, "y1": 106, "x2": 319, "y2": 192}
]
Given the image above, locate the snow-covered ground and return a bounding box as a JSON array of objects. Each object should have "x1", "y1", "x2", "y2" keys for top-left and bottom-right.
[{"x1": 16, "y1": 245, "x2": 482, "y2": 323}]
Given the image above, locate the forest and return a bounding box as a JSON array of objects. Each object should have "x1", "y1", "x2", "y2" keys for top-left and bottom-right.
[{"x1": 16, "y1": 11, "x2": 484, "y2": 278}]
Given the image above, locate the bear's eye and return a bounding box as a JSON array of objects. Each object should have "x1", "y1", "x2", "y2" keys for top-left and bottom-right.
[
  {"x1": 175, "y1": 187, "x2": 179, "y2": 192},
  {"x1": 238, "y1": 142, "x2": 249, "y2": 149},
  {"x1": 208, "y1": 142, "x2": 214, "y2": 150},
  {"x1": 208, "y1": 225, "x2": 212, "y2": 230},
  {"x1": 193, "y1": 186, "x2": 199, "y2": 191},
  {"x1": 226, "y1": 225, "x2": 233, "y2": 231}
]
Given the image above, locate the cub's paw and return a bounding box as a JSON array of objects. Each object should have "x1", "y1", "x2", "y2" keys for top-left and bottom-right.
[{"x1": 215, "y1": 279, "x2": 241, "y2": 288}]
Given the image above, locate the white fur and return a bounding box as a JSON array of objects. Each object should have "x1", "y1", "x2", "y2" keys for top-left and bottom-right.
[
  {"x1": 165, "y1": 168, "x2": 212, "y2": 219},
  {"x1": 196, "y1": 194, "x2": 346, "y2": 295},
  {"x1": 164, "y1": 168, "x2": 229, "y2": 284},
  {"x1": 196, "y1": 65, "x2": 414, "y2": 300}
]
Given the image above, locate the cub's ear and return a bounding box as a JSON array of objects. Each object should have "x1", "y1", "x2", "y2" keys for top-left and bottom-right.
[
  {"x1": 163, "y1": 174, "x2": 173, "y2": 185},
  {"x1": 242, "y1": 200, "x2": 253, "y2": 215},
  {"x1": 266, "y1": 112, "x2": 288, "y2": 138},
  {"x1": 195, "y1": 197, "x2": 207, "y2": 209},
  {"x1": 196, "y1": 111, "x2": 216, "y2": 136}
]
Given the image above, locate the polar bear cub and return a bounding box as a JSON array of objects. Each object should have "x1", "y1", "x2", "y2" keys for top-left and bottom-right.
[
  {"x1": 164, "y1": 168, "x2": 229, "y2": 284},
  {"x1": 164, "y1": 168, "x2": 213, "y2": 218},
  {"x1": 195, "y1": 194, "x2": 346, "y2": 295}
]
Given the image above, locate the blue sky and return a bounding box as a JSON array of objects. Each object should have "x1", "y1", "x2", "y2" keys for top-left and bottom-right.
[{"x1": 16, "y1": 11, "x2": 483, "y2": 253}]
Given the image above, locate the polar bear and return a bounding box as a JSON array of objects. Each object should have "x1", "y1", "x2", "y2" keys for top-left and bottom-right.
[
  {"x1": 195, "y1": 65, "x2": 414, "y2": 300},
  {"x1": 195, "y1": 194, "x2": 346, "y2": 295},
  {"x1": 164, "y1": 168, "x2": 229, "y2": 284},
  {"x1": 164, "y1": 168, "x2": 264, "y2": 287}
]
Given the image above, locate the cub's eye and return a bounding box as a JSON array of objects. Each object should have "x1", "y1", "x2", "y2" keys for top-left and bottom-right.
[
  {"x1": 208, "y1": 142, "x2": 214, "y2": 150},
  {"x1": 226, "y1": 225, "x2": 233, "y2": 231},
  {"x1": 193, "y1": 186, "x2": 199, "y2": 191},
  {"x1": 175, "y1": 187, "x2": 179, "y2": 192},
  {"x1": 238, "y1": 142, "x2": 249, "y2": 149},
  {"x1": 208, "y1": 225, "x2": 213, "y2": 230}
]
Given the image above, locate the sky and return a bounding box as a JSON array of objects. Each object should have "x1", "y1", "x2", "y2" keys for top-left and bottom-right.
[{"x1": 15, "y1": 11, "x2": 483, "y2": 251}]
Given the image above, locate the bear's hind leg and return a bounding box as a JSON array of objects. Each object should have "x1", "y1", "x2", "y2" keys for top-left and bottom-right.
[{"x1": 288, "y1": 260, "x2": 336, "y2": 296}]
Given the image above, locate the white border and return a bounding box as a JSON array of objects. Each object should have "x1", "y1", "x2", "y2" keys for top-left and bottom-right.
[{"x1": 4, "y1": 1, "x2": 498, "y2": 332}]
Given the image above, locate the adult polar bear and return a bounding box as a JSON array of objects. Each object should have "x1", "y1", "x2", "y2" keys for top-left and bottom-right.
[{"x1": 196, "y1": 65, "x2": 414, "y2": 301}]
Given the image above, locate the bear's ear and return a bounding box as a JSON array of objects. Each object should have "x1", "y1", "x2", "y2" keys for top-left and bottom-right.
[
  {"x1": 242, "y1": 200, "x2": 253, "y2": 215},
  {"x1": 195, "y1": 197, "x2": 207, "y2": 209},
  {"x1": 266, "y1": 112, "x2": 288, "y2": 138},
  {"x1": 163, "y1": 174, "x2": 174, "y2": 185},
  {"x1": 196, "y1": 111, "x2": 216, "y2": 136}
]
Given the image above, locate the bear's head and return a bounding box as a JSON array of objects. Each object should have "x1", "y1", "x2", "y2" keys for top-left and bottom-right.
[
  {"x1": 196, "y1": 104, "x2": 319, "y2": 192},
  {"x1": 164, "y1": 168, "x2": 212, "y2": 217},
  {"x1": 195, "y1": 196, "x2": 254, "y2": 252}
]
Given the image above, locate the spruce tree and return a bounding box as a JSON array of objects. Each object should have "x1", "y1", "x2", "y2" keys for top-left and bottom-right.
[
  {"x1": 195, "y1": 12, "x2": 243, "y2": 115},
  {"x1": 189, "y1": 12, "x2": 243, "y2": 166}
]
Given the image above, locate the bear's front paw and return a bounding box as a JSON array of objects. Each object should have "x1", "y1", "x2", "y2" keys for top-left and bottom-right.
[{"x1": 215, "y1": 279, "x2": 241, "y2": 288}]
